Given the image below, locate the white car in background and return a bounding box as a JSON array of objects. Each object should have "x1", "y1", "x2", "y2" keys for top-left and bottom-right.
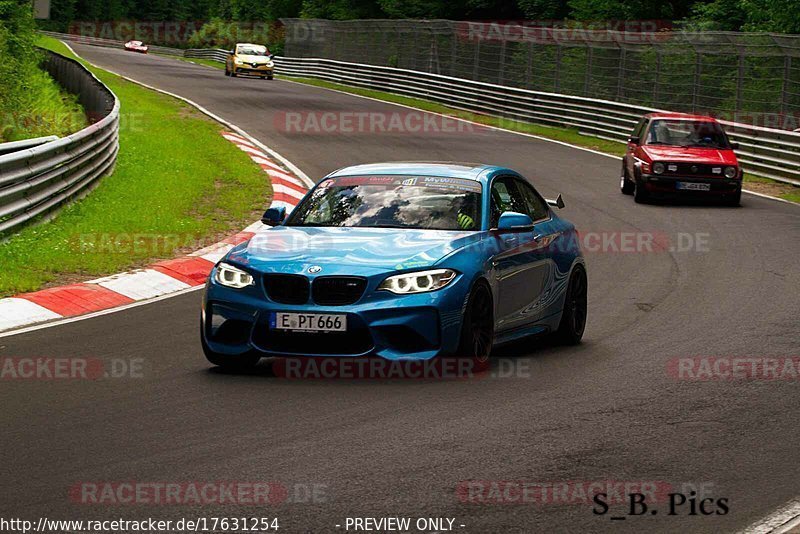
[{"x1": 123, "y1": 40, "x2": 149, "y2": 54}]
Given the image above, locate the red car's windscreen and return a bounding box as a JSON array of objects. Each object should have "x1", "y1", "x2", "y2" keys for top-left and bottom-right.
[{"x1": 646, "y1": 120, "x2": 730, "y2": 149}]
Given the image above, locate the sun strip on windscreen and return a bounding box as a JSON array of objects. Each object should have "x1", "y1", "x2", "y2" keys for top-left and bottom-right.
[{"x1": 324, "y1": 175, "x2": 482, "y2": 193}]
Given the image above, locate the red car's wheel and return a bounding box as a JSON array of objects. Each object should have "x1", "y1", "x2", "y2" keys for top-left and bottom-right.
[{"x1": 620, "y1": 160, "x2": 635, "y2": 195}]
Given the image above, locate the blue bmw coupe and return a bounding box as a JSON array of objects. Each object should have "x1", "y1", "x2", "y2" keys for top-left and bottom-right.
[{"x1": 201, "y1": 162, "x2": 587, "y2": 370}]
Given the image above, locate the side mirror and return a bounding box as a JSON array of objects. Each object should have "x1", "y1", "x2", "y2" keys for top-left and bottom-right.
[
  {"x1": 628, "y1": 136, "x2": 640, "y2": 145},
  {"x1": 546, "y1": 194, "x2": 565, "y2": 209},
  {"x1": 496, "y1": 211, "x2": 534, "y2": 233},
  {"x1": 267, "y1": 54, "x2": 275, "y2": 60},
  {"x1": 729, "y1": 141, "x2": 739, "y2": 150},
  {"x1": 261, "y1": 206, "x2": 286, "y2": 225}
]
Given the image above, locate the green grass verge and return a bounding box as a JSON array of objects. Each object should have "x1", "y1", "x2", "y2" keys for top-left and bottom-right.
[
  {"x1": 277, "y1": 75, "x2": 799, "y2": 204},
  {"x1": 0, "y1": 36, "x2": 271, "y2": 297},
  {"x1": 743, "y1": 173, "x2": 800, "y2": 203}
]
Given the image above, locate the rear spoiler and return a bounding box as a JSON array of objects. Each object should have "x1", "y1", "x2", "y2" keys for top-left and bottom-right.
[{"x1": 546, "y1": 194, "x2": 565, "y2": 209}]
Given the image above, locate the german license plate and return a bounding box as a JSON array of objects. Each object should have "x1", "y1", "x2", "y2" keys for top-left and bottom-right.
[
  {"x1": 270, "y1": 312, "x2": 347, "y2": 332},
  {"x1": 677, "y1": 182, "x2": 711, "y2": 191}
]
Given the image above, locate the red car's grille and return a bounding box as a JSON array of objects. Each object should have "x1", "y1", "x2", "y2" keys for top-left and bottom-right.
[{"x1": 664, "y1": 162, "x2": 727, "y2": 177}]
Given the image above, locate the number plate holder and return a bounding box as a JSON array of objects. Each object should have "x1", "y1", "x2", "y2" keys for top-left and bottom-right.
[{"x1": 270, "y1": 312, "x2": 347, "y2": 332}]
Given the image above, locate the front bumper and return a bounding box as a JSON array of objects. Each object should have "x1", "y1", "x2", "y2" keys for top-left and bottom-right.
[
  {"x1": 234, "y1": 65, "x2": 274, "y2": 75},
  {"x1": 202, "y1": 273, "x2": 469, "y2": 361},
  {"x1": 640, "y1": 173, "x2": 741, "y2": 195}
]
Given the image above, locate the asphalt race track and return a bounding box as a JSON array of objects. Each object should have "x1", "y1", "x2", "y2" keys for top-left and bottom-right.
[{"x1": 1, "y1": 43, "x2": 798, "y2": 533}]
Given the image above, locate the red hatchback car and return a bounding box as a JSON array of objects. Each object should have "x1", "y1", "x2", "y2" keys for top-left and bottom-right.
[{"x1": 620, "y1": 113, "x2": 742, "y2": 206}]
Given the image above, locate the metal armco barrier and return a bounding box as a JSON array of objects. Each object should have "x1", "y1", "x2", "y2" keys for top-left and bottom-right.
[
  {"x1": 0, "y1": 50, "x2": 119, "y2": 235},
  {"x1": 273, "y1": 56, "x2": 800, "y2": 186},
  {"x1": 38, "y1": 31, "x2": 800, "y2": 186},
  {"x1": 184, "y1": 48, "x2": 229, "y2": 62}
]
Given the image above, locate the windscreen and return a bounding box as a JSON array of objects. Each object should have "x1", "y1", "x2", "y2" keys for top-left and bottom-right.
[
  {"x1": 237, "y1": 45, "x2": 268, "y2": 56},
  {"x1": 646, "y1": 120, "x2": 730, "y2": 149},
  {"x1": 286, "y1": 175, "x2": 482, "y2": 231}
]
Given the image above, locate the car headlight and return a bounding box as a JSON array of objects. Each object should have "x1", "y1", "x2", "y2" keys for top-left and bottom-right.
[
  {"x1": 234, "y1": 58, "x2": 243, "y2": 65},
  {"x1": 378, "y1": 269, "x2": 457, "y2": 294},
  {"x1": 724, "y1": 166, "x2": 738, "y2": 179},
  {"x1": 652, "y1": 162, "x2": 665, "y2": 175},
  {"x1": 265, "y1": 61, "x2": 274, "y2": 68},
  {"x1": 215, "y1": 262, "x2": 254, "y2": 289}
]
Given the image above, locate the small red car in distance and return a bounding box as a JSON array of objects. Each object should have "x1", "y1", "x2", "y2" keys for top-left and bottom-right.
[
  {"x1": 620, "y1": 113, "x2": 742, "y2": 206},
  {"x1": 124, "y1": 40, "x2": 148, "y2": 54}
]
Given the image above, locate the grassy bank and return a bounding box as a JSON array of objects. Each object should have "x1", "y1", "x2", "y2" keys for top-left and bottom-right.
[
  {"x1": 0, "y1": 64, "x2": 87, "y2": 142},
  {"x1": 0, "y1": 36, "x2": 271, "y2": 296},
  {"x1": 0, "y1": 2, "x2": 87, "y2": 142}
]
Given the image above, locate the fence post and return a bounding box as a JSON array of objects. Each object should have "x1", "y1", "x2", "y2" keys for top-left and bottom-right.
[
  {"x1": 735, "y1": 51, "x2": 745, "y2": 114},
  {"x1": 473, "y1": 38, "x2": 481, "y2": 81},
  {"x1": 584, "y1": 46, "x2": 593, "y2": 96},
  {"x1": 652, "y1": 50, "x2": 661, "y2": 107},
  {"x1": 380, "y1": 30, "x2": 389, "y2": 66},
  {"x1": 781, "y1": 55, "x2": 791, "y2": 118},
  {"x1": 498, "y1": 39, "x2": 506, "y2": 86},
  {"x1": 526, "y1": 41, "x2": 533, "y2": 89},
  {"x1": 451, "y1": 28, "x2": 458, "y2": 77},
  {"x1": 691, "y1": 52, "x2": 701, "y2": 113},
  {"x1": 554, "y1": 45, "x2": 562, "y2": 93},
  {"x1": 617, "y1": 48, "x2": 626, "y2": 100}
]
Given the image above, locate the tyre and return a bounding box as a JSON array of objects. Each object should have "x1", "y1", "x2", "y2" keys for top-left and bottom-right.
[
  {"x1": 224, "y1": 67, "x2": 230, "y2": 76},
  {"x1": 633, "y1": 177, "x2": 649, "y2": 204},
  {"x1": 231, "y1": 70, "x2": 238, "y2": 78},
  {"x1": 620, "y1": 161, "x2": 635, "y2": 195},
  {"x1": 456, "y1": 281, "x2": 494, "y2": 361},
  {"x1": 267, "y1": 75, "x2": 274, "y2": 80},
  {"x1": 201, "y1": 321, "x2": 260, "y2": 371},
  {"x1": 723, "y1": 189, "x2": 741, "y2": 207},
  {"x1": 260, "y1": 75, "x2": 266, "y2": 79},
  {"x1": 555, "y1": 265, "x2": 588, "y2": 345}
]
